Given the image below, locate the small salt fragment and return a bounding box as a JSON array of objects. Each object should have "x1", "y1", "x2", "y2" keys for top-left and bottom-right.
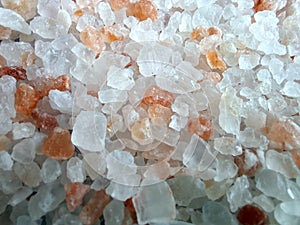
[
  {"x1": 206, "y1": 179, "x2": 233, "y2": 201},
  {"x1": 71, "y1": 111, "x2": 107, "y2": 152},
  {"x1": 98, "y1": 2, "x2": 115, "y2": 26},
  {"x1": 171, "y1": 96, "x2": 189, "y2": 117},
  {"x1": 237, "y1": 204, "x2": 268, "y2": 225},
  {"x1": 107, "y1": 66, "x2": 135, "y2": 91},
  {"x1": 98, "y1": 89, "x2": 128, "y2": 103},
  {"x1": 8, "y1": 187, "x2": 32, "y2": 207},
  {"x1": 11, "y1": 138, "x2": 36, "y2": 164},
  {"x1": 105, "y1": 182, "x2": 137, "y2": 201},
  {"x1": 37, "y1": 0, "x2": 60, "y2": 19},
  {"x1": 65, "y1": 182, "x2": 90, "y2": 212},
  {"x1": 57, "y1": 9, "x2": 72, "y2": 31},
  {"x1": 80, "y1": 26, "x2": 105, "y2": 53},
  {"x1": 167, "y1": 176, "x2": 206, "y2": 206},
  {"x1": 0, "y1": 66, "x2": 27, "y2": 80},
  {"x1": 239, "y1": 128, "x2": 268, "y2": 149},
  {"x1": 142, "y1": 85, "x2": 174, "y2": 107},
  {"x1": 188, "y1": 115, "x2": 214, "y2": 141},
  {"x1": 15, "y1": 83, "x2": 39, "y2": 117},
  {"x1": 40, "y1": 158, "x2": 62, "y2": 183},
  {"x1": 91, "y1": 176, "x2": 110, "y2": 191},
  {"x1": 133, "y1": 181, "x2": 176, "y2": 224},
  {"x1": 253, "y1": 194, "x2": 275, "y2": 213},
  {"x1": 0, "y1": 151, "x2": 13, "y2": 171},
  {"x1": 80, "y1": 190, "x2": 111, "y2": 225},
  {"x1": 281, "y1": 81, "x2": 300, "y2": 98},
  {"x1": 103, "y1": 199, "x2": 125, "y2": 225},
  {"x1": 0, "y1": 170, "x2": 22, "y2": 195},
  {"x1": 214, "y1": 137, "x2": 242, "y2": 156},
  {"x1": 128, "y1": 0, "x2": 158, "y2": 21},
  {"x1": 0, "y1": 8, "x2": 31, "y2": 34},
  {"x1": 239, "y1": 52, "x2": 260, "y2": 70},
  {"x1": 42, "y1": 127, "x2": 74, "y2": 160},
  {"x1": 202, "y1": 201, "x2": 239, "y2": 225},
  {"x1": 131, "y1": 118, "x2": 153, "y2": 145},
  {"x1": 12, "y1": 122, "x2": 35, "y2": 140},
  {"x1": 49, "y1": 90, "x2": 73, "y2": 114},
  {"x1": 67, "y1": 157, "x2": 85, "y2": 183},
  {"x1": 214, "y1": 157, "x2": 238, "y2": 182},
  {"x1": 226, "y1": 175, "x2": 252, "y2": 212},
  {"x1": 274, "y1": 201, "x2": 300, "y2": 225},
  {"x1": 14, "y1": 162, "x2": 41, "y2": 187},
  {"x1": 169, "y1": 114, "x2": 188, "y2": 132}
]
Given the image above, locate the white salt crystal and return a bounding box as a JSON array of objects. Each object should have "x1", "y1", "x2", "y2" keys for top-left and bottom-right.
[
  {"x1": 98, "y1": 89, "x2": 128, "y2": 103},
  {"x1": 49, "y1": 90, "x2": 73, "y2": 114},
  {"x1": 0, "y1": 8, "x2": 31, "y2": 34},
  {"x1": 238, "y1": 128, "x2": 268, "y2": 149},
  {"x1": 226, "y1": 175, "x2": 252, "y2": 212},
  {"x1": 104, "y1": 200, "x2": 125, "y2": 225},
  {"x1": 83, "y1": 152, "x2": 107, "y2": 176},
  {"x1": 239, "y1": 52, "x2": 260, "y2": 70},
  {"x1": 57, "y1": 9, "x2": 72, "y2": 31},
  {"x1": 130, "y1": 20, "x2": 159, "y2": 42},
  {"x1": 66, "y1": 157, "x2": 85, "y2": 183},
  {"x1": 30, "y1": 16, "x2": 67, "y2": 39},
  {"x1": 11, "y1": 138, "x2": 36, "y2": 164},
  {"x1": 14, "y1": 162, "x2": 41, "y2": 187},
  {"x1": 76, "y1": 14, "x2": 102, "y2": 32},
  {"x1": 98, "y1": 2, "x2": 115, "y2": 26},
  {"x1": 192, "y1": 4, "x2": 223, "y2": 27},
  {"x1": 214, "y1": 137, "x2": 242, "y2": 156},
  {"x1": 40, "y1": 158, "x2": 62, "y2": 183},
  {"x1": 133, "y1": 181, "x2": 176, "y2": 224},
  {"x1": 274, "y1": 202, "x2": 300, "y2": 225},
  {"x1": 71, "y1": 43, "x2": 97, "y2": 65},
  {"x1": 107, "y1": 66, "x2": 135, "y2": 91},
  {"x1": 214, "y1": 157, "x2": 238, "y2": 182},
  {"x1": 244, "y1": 110, "x2": 266, "y2": 130},
  {"x1": 179, "y1": 11, "x2": 192, "y2": 32},
  {"x1": 0, "y1": 151, "x2": 13, "y2": 171},
  {"x1": 8, "y1": 187, "x2": 32, "y2": 207},
  {"x1": 0, "y1": 170, "x2": 22, "y2": 195},
  {"x1": 12, "y1": 122, "x2": 36, "y2": 140},
  {"x1": 253, "y1": 194, "x2": 275, "y2": 213},
  {"x1": 281, "y1": 81, "x2": 300, "y2": 98},
  {"x1": 37, "y1": 0, "x2": 60, "y2": 19},
  {"x1": 105, "y1": 181, "x2": 137, "y2": 201},
  {"x1": 169, "y1": 114, "x2": 188, "y2": 132},
  {"x1": 171, "y1": 96, "x2": 189, "y2": 117},
  {"x1": 71, "y1": 110, "x2": 107, "y2": 152}
]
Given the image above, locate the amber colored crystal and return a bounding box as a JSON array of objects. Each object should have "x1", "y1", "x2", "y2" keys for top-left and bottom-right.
[
  {"x1": 80, "y1": 190, "x2": 111, "y2": 225},
  {"x1": 127, "y1": 0, "x2": 158, "y2": 21},
  {"x1": 253, "y1": 0, "x2": 276, "y2": 12},
  {"x1": 191, "y1": 26, "x2": 222, "y2": 42},
  {"x1": 41, "y1": 127, "x2": 75, "y2": 160},
  {"x1": 80, "y1": 26, "x2": 106, "y2": 53},
  {"x1": 100, "y1": 25, "x2": 129, "y2": 43},
  {"x1": 148, "y1": 104, "x2": 172, "y2": 125},
  {"x1": 237, "y1": 204, "x2": 268, "y2": 225},
  {"x1": 0, "y1": 25, "x2": 12, "y2": 40},
  {"x1": 15, "y1": 83, "x2": 39, "y2": 117},
  {"x1": 188, "y1": 115, "x2": 213, "y2": 141},
  {"x1": 142, "y1": 85, "x2": 175, "y2": 108},
  {"x1": 0, "y1": 55, "x2": 6, "y2": 67},
  {"x1": 65, "y1": 182, "x2": 91, "y2": 212},
  {"x1": 32, "y1": 108, "x2": 58, "y2": 131},
  {"x1": 206, "y1": 51, "x2": 227, "y2": 72},
  {"x1": 124, "y1": 198, "x2": 138, "y2": 224},
  {"x1": 0, "y1": 66, "x2": 27, "y2": 80},
  {"x1": 110, "y1": 0, "x2": 130, "y2": 11}
]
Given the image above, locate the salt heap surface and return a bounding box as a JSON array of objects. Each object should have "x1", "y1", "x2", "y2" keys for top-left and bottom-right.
[{"x1": 0, "y1": 0, "x2": 299, "y2": 224}]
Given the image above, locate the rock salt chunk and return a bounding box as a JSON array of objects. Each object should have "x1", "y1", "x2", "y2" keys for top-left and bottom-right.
[
  {"x1": 282, "y1": 81, "x2": 300, "y2": 98},
  {"x1": 12, "y1": 122, "x2": 35, "y2": 140},
  {"x1": 0, "y1": 170, "x2": 22, "y2": 194},
  {"x1": 226, "y1": 175, "x2": 252, "y2": 212},
  {"x1": 0, "y1": 8, "x2": 31, "y2": 34},
  {"x1": 214, "y1": 157, "x2": 238, "y2": 182},
  {"x1": 239, "y1": 128, "x2": 268, "y2": 149},
  {"x1": 49, "y1": 90, "x2": 73, "y2": 114},
  {"x1": 11, "y1": 138, "x2": 36, "y2": 164},
  {"x1": 133, "y1": 181, "x2": 176, "y2": 224},
  {"x1": 37, "y1": 0, "x2": 60, "y2": 19},
  {"x1": 67, "y1": 157, "x2": 85, "y2": 183},
  {"x1": 98, "y1": 2, "x2": 115, "y2": 26},
  {"x1": 169, "y1": 114, "x2": 188, "y2": 132},
  {"x1": 130, "y1": 19, "x2": 158, "y2": 42},
  {"x1": 14, "y1": 162, "x2": 41, "y2": 187},
  {"x1": 71, "y1": 43, "x2": 97, "y2": 65},
  {"x1": 98, "y1": 89, "x2": 128, "y2": 103},
  {"x1": 274, "y1": 201, "x2": 300, "y2": 225},
  {"x1": 65, "y1": 182, "x2": 90, "y2": 212},
  {"x1": 239, "y1": 52, "x2": 260, "y2": 70},
  {"x1": 103, "y1": 200, "x2": 125, "y2": 225},
  {"x1": 8, "y1": 186, "x2": 32, "y2": 207},
  {"x1": 0, "y1": 151, "x2": 13, "y2": 171},
  {"x1": 57, "y1": 9, "x2": 72, "y2": 31},
  {"x1": 214, "y1": 137, "x2": 242, "y2": 156},
  {"x1": 71, "y1": 111, "x2": 107, "y2": 152},
  {"x1": 107, "y1": 66, "x2": 135, "y2": 91},
  {"x1": 40, "y1": 158, "x2": 62, "y2": 183},
  {"x1": 253, "y1": 194, "x2": 275, "y2": 213},
  {"x1": 192, "y1": 4, "x2": 223, "y2": 27},
  {"x1": 106, "y1": 182, "x2": 136, "y2": 201}
]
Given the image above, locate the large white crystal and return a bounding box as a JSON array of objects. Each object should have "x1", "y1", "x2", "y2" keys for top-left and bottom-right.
[
  {"x1": 0, "y1": 8, "x2": 31, "y2": 34},
  {"x1": 238, "y1": 52, "x2": 260, "y2": 70},
  {"x1": 71, "y1": 110, "x2": 107, "y2": 152},
  {"x1": 12, "y1": 122, "x2": 36, "y2": 140},
  {"x1": 11, "y1": 138, "x2": 36, "y2": 164},
  {"x1": 133, "y1": 181, "x2": 176, "y2": 224},
  {"x1": 40, "y1": 158, "x2": 62, "y2": 183},
  {"x1": 107, "y1": 66, "x2": 135, "y2": 91},
  {"x1": 49, "y1": 90, "x2": 73, "y2": 114}
]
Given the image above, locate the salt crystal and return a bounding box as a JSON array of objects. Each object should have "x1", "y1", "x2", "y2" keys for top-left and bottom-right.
[
  {"x1": 49, "y1": 90, "x2": 73, "y2": 114},
  {"x1": 71, "y1": 111, "x2": 107, "y2": 152},
  {"x1": 238, "y1": 52, "x2": 260, "y2": 70},
  {"x1": 40, "y1": 158, "x2": 62, "y2": 183},
  {"x1": 105, "y1": 182, "x2": 136, "y2": 201},
  {"x1": 0, "y1": 170, "x2": 22, "y2": 195},
  {"x1": 71, "y1": 43, "x2": 97, "y2": 65},
  {"x1": 226, "y1": 175, "x2": 252, "y2": 212},
  {"x1": 266, "y1": 150, "x2": 299, "y2": 178},
  {"x1": 0, "y1": 8, "x2": 31, "y2": 34},
  {"x1": 206, "y1": 179, "x2": 233, "y2": 201},
  {"x1": 169, "y1": 114, "x2": 188, "y2": 132},
  {"x1": 64, "y1": 182, "x2": 90, "y2": 212},
  {"x1": 91, "y1": 176, "x2": 110, "y2": 191},
  {"x1": 83, "y1": 153, "x2": 107, "y2": 177},
  {"x1": 98, "y1": 2, "x2": 115, "y2": 26},
  {"x1": 12, "y1": 122, "x2": 35, "y2": 140},
  {"x1": 274, "y1": 201, "x2": 300, "y2": 225},
  {"x1": 214, "y1": 137, "x2": 242, "y2": 156},
  {"x1": 131, "y1": 118, "x2": 153, "y2": 146},
  {"x1": 133, "y1": 181, "x2": 176, "y2": 224},
  {"x1": 14, "y1": 162, "x2": 41, "y2": 187},
  {"x1": 253, "y1": 194, "x2": 275, "y2": 213},
  {"x1": 103, "y1": 200, "x2": 125, "y2": 225},
  {"x1": 107, "y1": 66, "x2": 135, "y2": 91},
  {"x1": 57, "y1": 9, "x2": 72, "y2": 31},
  {"x1": 171, "y1": 96, "x2": 189, "y2": 117},
  {"x1": 192, "y1": 4, "x2": 223, "y2": 27},
  {"x1": 0, "y1": 151, "x2": 13, "y2": 171},
  {"x1": 244, "y1": 110, "x2": 267, "y2": 130},
  {"x1": 11, "y1": 138, "x2": 36, "y2": 164},
  {"x1": 8, "y1": 187, "x2": 32, "y2": 207},
  {"x1": 179, "y1": 11, "x2": 192, "y2": 32},
  {"x1": 167, "y1": 176, "x2": 206, "y2": 206},
  {"x1": 66, "y1": 157, "x2": 85, "y2": 183},
  {"x1": 37, "y1": 0, "x2": 60, "y2": 19},
  {"x1": 238, "y1": 128, "x2": 268, "y2": 149},
  {"x1": 130, "y1": 19, "x2": 159, "y2": 42},
  {"x1": 30, "y1": 16, "x2": 67, "y2": 39},
  {"x1": 214, "y1": 157, "x2": 238, "y2": 182},
  {"x1": 98, "y1": 89, "x2": 128, "y2": 103},
  {"x1": 281, "y1": 81, "x2": 300, "y2": 98},
  {"x1": 202, "y1": 201, "x2": 239, "y2": 225}
]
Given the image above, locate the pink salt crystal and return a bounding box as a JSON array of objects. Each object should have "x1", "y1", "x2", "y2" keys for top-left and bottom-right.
[
  {"x1": 0, "y1": 25, "x2": 11, "y2": 40},
  {"x1": 110, "y1": 0, "x2": 131, "y2": 11},
  {"x1": 206, "y1": 51, "x2": 227, "y2": 72},
  {"x1": 253, "y1": 0, "x2": 277, "y2": 12},
  {"x1": 32, "y1": 108, "x2": 58, "y2": 131},
  {"x1": 131, "y1": 118, "x2": 153, "y2": 145},
  {"x1": 267, "y1": 118, "x2": 300, "y2": 150},
  {"x1": 188, "y1": 115, "x2": 214, "y2": 141},
  {"x1": 15, "y1": 83, "x2": 39, "y2": 117},
  {"x1": 65, "y1": 182, "x2": 91, "y2": 212},
  {"x1": 1, "y1": 0, "x2": 38, "y2": 20},
  {"x1": 127, "y1": 0, "x2": 158, "y2": 21},
  {"x1": 80, "y1": 26, "x2": 106, "y2": 53},
  {"x1": 142, "y1": 85, "x2": 175, "y2": 108},
  {"x1": 41, "y1": 127, "x2": 75, "y2": 160},
  {"x1": 191, "y1": 26, "x2": 222, "y2": 42},
  {"x1": 0, "y1": 66, "x2": 27, "y2": 80},
  {"x1": 80, "y1": 190, "x2": 111, "y2": 225},
  {"x1": 148, "y1": 104, "x2": 172, "y2": 125},
  {"x1": 234, "y1": 150, "x2": 261, "y2": 177},
  {"x1": 100, "y1": 25, "x2": 129, "y2": 43}
]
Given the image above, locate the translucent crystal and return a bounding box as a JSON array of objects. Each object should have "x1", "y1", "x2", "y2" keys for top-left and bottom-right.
[
  {"x1": 13, "y1": 162, "x2": 41, "y2": 187},
  {"x1": 12, "y1": 122, "x2": 35, "y2": 140},
  {"x1": 49, "y1": 90, "x2": 73, "y2": 114},
  {"x1": 133, "y1": 181, "x2": 176, "y2": 224},
  {"x1": 107, "y1": 66, "x2": 135, "y2": 91},
  {"x1": 214, "y1": 157, "x2": 238, "y2": 182},
  {"x1": 0, "y1": 151, "x2": 13, "y2": 171},
  {"x1": 214, "y1": 137, "x2": 242, "y2": 156},
  {"x1": 252, "y1": 194, "x2": 275, "y2": 213},
  {"x1": 105, "y1": 182, "x2": 136, "y2": 201},
  {"x1": 8, "y1": 186, "x2": 32, "y2": 207},
  {"x1": 98, "y1": 2, "x2": 115, "y2": 26},
  {"x1": 103, "y1": 200, "x2": 125, "y2": 225},
  {"x1": 37, "y1": 0, "x2": 60, "y2": 19},
  {"x1": 64, "y1": 182, "x2": 90, "y2": 212},
  {"x1": 238, "y1": 52, "x2": 260, "y2": 70},
  {"x1": 0, "y1": 8, "x2": 31, "y2": 34},
  {"x1": 40, "y1": 158, "x2": 62, "y2": 183},
  {"x1": 67, "y1": 157, "x2": 85, "y2": 183},
  {"x1": 98, "y1": 89, "x2": 128, "y2": 103},
  {"x1": 11, "y1": 138, "x2": 36, "y2": 164}
]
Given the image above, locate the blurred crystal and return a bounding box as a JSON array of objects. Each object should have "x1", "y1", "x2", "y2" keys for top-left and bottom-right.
[
  {"x1": 40, "y1": 158, "x2": 62, "y2": 183},
  {"x1": 0, "y1": 151, "x2": 13, "y2": 171},
  {"x1": 103, "y1": 200, "x2": 125, "y2": 225},
  {"x1": 0, "y1": 8, "x2": 31, "y2": 34},
  {"x1": 12, "y1": 122, "x2": 36, "y2": 140},
  {"x1": 11, "y1": 138, "x2": 36, "y2": 164},
  {"x1": 66, "y1": 157, "x2": 85, "y2": 183},
  {"x1": 14, "y1": 162, "x2": 41, "y2": 187}
]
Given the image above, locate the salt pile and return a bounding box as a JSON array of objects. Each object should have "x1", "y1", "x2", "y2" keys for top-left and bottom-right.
[{"x1": 0, "y1": 0, "x2": 300, "y2": 224}]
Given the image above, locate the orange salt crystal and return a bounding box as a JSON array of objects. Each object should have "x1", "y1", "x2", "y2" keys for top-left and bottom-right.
[
  {"x1": 237, "y1": 204, "x2": 268, "y2": 225},
  {"x1": 0, "y1": 66, "x2": 27, "y2": 80},
  {"x1": 206, "y1": 51, "x2": 227, "y2": 72},
  {"x1": 0, "y1": 25, "x2": 11, "y2": 40},
  {"x1": 41, "y1": 127, "x2": 75, "y2": 160},
  {"x1": 15, "y1": 83, "x2": 39, "y2": 117},
  {"x1": 148, "y1": 104, "x2": 172, "y2": 125},
  {"x1": 100, "y1": 25, "x2": 129, "y2": 43},
  {"x1": 110, "y1": 0, "x2": 130, "y2": 11},
  {"x1": 74, "y1": 9, "x2": 83, "y2": 17},
  {"x1": 80, "y1": 26, "x2": 106, "y2": 53},
  {"x1": 32, "y1": 108, "x2": 58, "y2": 131},
  {"x1": 65, "y1": 182, "x2": 91, "y2": 212},
  {"x1": 128, "y1": 0, "x2": 158, "y2": 21},
  {"x1": 142, "y1": 85, "x2": 175, "y2": 108},
  {"x1": 191, "y1": 26, "x2": 222, "y2": 42},
  {"x1": 80, "y1": 190, "x2": 111, "y2": 225},
  {"x1": 188, "y1": 115, "x2": 213, "y2": 141},
  {"x1": 253, "y1": 0, "x2": 277, "y2": 12}
]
